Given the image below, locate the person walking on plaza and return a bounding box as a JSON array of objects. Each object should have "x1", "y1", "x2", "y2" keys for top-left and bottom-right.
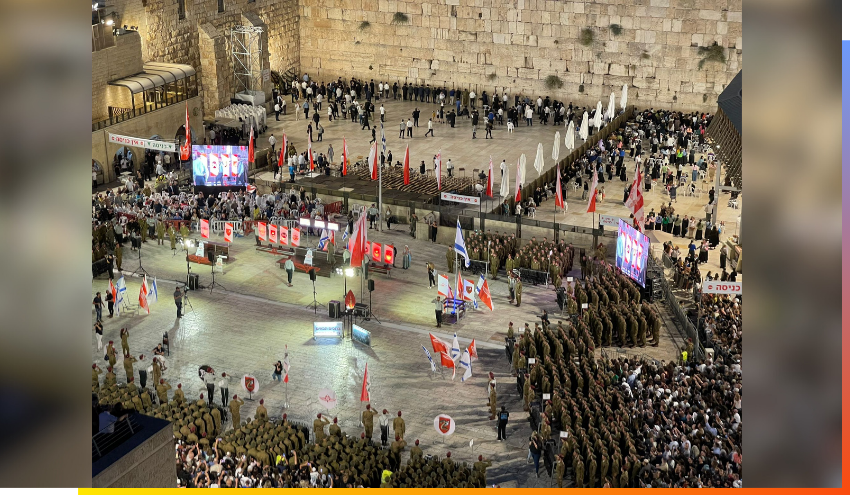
[
  {"x1": 138, "y1": 354, "x2": 148, "y2": 389},
  {"x1": 284, "y1": 258, "x2": 295, "y2": 286},
  {"x1": 434, "y1": 295, "x2": 443, "y2": 327},
  {"x1": 427, "y1": 262, "x2": 436, "y2": 288},
  {"x1": 93, "y1": 292, "x2": 103, "y2": 322},
  {"x1": 173, "y1": 286, "x2": 183, "y2": 318},
  {"x1": 497, "y1": 406, "x2": 509, "y2": 440},
  {"x1": 272, "y1": 360, "x2": 283, "y2": 381},
  {"x1": 203, "y1": 369, "x2": 215, "y2": 405},
  {"x1": 120, "y1": 327, "x2": 130, "y2": 355},
  {"x1": 105, "y1": 288, "x2": 114, "y2": 318},
  {"x1": 94, "y1": 321, "x2": 103, "y2": 351},
  {"x1": 218, "y1": 372, "x2": 230, "y2": 407},
  {"x1": 425, "y1": 118, "x2": 434, "y2": 137}
]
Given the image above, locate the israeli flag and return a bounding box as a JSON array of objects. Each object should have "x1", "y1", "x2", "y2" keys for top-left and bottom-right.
[
  {"x1": 459, "y1": 349, "x2": 473, "y2": 382},
  {"x1": 148, "y1": 277, "x2": 158, "y2": 304},
  {"x1": 381, "y1": 122, "x2": 386, "y2": 154},
  {"x1": 421, "y1": 345, "x2": 437, "y2": 373},
  {"x1": 454, "y1": 219, "x2": 470, "y2": 267},
  {"x1": 318, "y1": 229, "x2": 330, "y2": 250},
  {"x1": 451, "y1": 332, "x2": 461, "y2": 360}
]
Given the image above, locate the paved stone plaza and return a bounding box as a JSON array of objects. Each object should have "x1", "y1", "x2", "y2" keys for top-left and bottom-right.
[{"x1": 93, "y1": 215, "x2": 690, "y2": 487}]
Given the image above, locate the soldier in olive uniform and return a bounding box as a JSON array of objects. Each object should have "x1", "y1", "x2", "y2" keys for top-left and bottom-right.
[
  {"x1": 115, "y1": 242, "x2": 123, "y2": 271},
  {"x1": 329, "y1": 417, "x2": 342, "y2": 438},
  {"x1": 393, "y1": 411, "x2": 406, "y2": 440},
  {"x1": 410, "y1": 439, "x2": 424, "y2": 461},
  {"x1": 106, "y1": 341, "x2": 117, "y2": 368},
  {"x1": 314, "y1": 413, "x2": 330, "y2": 442},
  {"x1": 490, "y1": 252, "x2": 499, "y2": 279},
  {"x1": 446, "y1": 247, "x2": 455, "y2": 273},
  {"x1": 156, "y1": 218, "x2": 166, "y2": 245},
  {"x1": 168, "y1": 225, "x2": 177, "y2": 251},
  {"x1": 409, "y1": 214, "x2": 417, "y2": 238},
  {"x1": 173, "y1": 383, "x2": 185, "y2": 404},
  {"x1": 255, "y1": 399, "x2": 268, "y2": 421},
  {"x1": 362, "y1": 404, "x2": 378, "y2": 439},
  {"x1": 156, "y1": 378, "x2": 171, "y2": 404},
  {"x1": 555, "y1": 455, "x2": 566, "y2": 488},
  {"x1": 120, "y1": 328, "x2": 130, "y2": 356},
  {"x1": 515, "y1": 279, "x2": 523, "y2": 306},
  {"x1": 122, "y1": 353, "x2": 137, "y2": 382},
  {"x1": 229, "y1": 394, "x2": 244, "y2": 426}
]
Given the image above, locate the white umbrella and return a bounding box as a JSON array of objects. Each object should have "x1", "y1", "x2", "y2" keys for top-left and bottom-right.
[
  {"x1": 607, "y1": 92, "x2": 616, "y2": 120},
  {"x1": 594, "y1": 101, "x2": 603, "y2": 129},
  {"x1": 553, "y1": 132, "x2": 561, "y2": 161},
  {"x1": 500, "y1": 161, "x2": 510, "y2": 199},
  {"x1": 621, "y1": 84, "x2": 628, "y2": 110},
  {"x1": 534, "y1": 143, "x2": 545, "y2": 177},
  {"x1": 565, "y1": 121, "x2": 576, "y2": 150},
  {"x1": 580, "y1": 112, "x2": 589, "y2": 141}
]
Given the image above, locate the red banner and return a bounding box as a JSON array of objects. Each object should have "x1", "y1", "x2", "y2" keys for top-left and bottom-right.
[
  {"x1": 258, "y1": 222, "x2": 267, "y2": 241},
  {"x1": 200, "y1": 219, "x2": 210, "y2": 239},
  {"x1": 279, "y1": 226, "x2": 289, "y2": 246},
  {"x1": 269, "y1": 224, "x2": 278, "y2": 244},
  {"x1": 371, "y1": 242, "x2": 382, "y2": 263},
  {"x1": 291, "y1": 227, "x2": 301, "y2": 247},
  {"x1": 383, "y1": 244, "x2": 394, "y2": 265},
  {"x1": 224, "y1": 222, "x2": 233, "y2": 243}
]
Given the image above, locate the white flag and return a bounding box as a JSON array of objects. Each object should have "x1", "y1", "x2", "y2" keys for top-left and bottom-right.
[
  {"x1": 534, "y1": 143, "x2": 545, "y2": 176},
  {"x1": 459, "y1": 349, "x2": 473, "y2": 382}
]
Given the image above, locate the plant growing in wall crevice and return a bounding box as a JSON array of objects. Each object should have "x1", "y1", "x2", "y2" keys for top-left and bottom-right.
[
  {"x1": 358, "y1": 21, "x2": 371, "y2": 31},
  {"x1": 609, "y1": 24, "x2": 622, "y2": 36},
  {"x1": 392, "y1": 12, "x2": 410, "y2": 25},
  {"x1": 579, "y1": 28, "x2": 594, "y2": 46},
  {"x1": 697, "y1": 42, "x2": 726, "y2": 70},
  {"x1": 487, "y1": 73, "x2": 497, "y2": 81},
  {"x1": 545, "y1": 75, "x2": 564, "y2": 90}
]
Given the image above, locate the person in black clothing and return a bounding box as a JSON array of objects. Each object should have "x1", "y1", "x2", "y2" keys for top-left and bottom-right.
[
  {"x1": 369, "y1": 126, "x2": 377, "y2": 143},
  {"x1": 413, "y1": 108, "x2": 420, "y2": 127},
  {"x1": 497, "y1": 406, "x2": 509, "y2": 440},
  {"x1": 529, "y1": 432, "x2": 542, "y2": 477}
]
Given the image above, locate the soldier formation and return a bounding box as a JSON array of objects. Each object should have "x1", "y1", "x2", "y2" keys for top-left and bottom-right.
[{"x1": 507, "y1": 262, "x2": 742, "y2": 488}]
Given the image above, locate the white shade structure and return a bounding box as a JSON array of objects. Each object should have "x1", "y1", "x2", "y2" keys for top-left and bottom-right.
[
  {"x1": 607, "y1": 92, "x2": 616, "y2": 120},
  {"x1": 500, "y1": 162, "x2": 510, "y2": 199},
  {"x1": 519, "y1": 153, "x2": 527, "y2": 185},
  {"x1": 594, "y1": 101, "x2": 603, "y2": 129},
  {"x1": 621, "y1": 84, "x2": 628, "y2": 110},
  {"x1": 580, "y1": 112, "x2": 589, "y2": 141},
  {"x1": 553, "y1": 131, "x2": 561, "y2": 161},
  {"x1": 565, "y1": 121, "x2": 576, "y2": 150},
  {"x1": 534, "y1": 143, "x2": 545, "y2": 177}
]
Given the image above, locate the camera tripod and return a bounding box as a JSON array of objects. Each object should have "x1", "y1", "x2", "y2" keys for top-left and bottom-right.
[
  {"x1": 208, "y1": 258, "x2": 227, "y2": 294},
  {"x1": 305, "y1": 278, "x2": 322, "y2": 314},
  {"x1": 129, "y1": 240, "x2": 149, "y2": 277}
]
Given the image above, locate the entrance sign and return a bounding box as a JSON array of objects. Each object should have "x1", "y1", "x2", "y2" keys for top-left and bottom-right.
[
  {"x1": 441, "y1": 192, "x2": 480, "y2": 205},
  {"x1": 703, "y1": 281, "x2": 742, "y2": 295},
  {"x1": 313, "y1": 321, "x2": 343, "y2": 339}
]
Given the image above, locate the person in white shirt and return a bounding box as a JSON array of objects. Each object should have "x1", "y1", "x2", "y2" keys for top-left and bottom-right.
[
  {"x1": 446, "y1": 159, "x2": 454, "y2": 177},
  {"x1": 156, "y1": 161, "x2": 166, "y2": 176},
  {"x1": 507, "y1": 119, "x2": 514, "y2": 133},
  {"x1": 306, "y1": 85, "x2": 313, "y2": 101},
  {"x1": 316, "y1": 93, "x2": 323, "y2": 111},
  {"x1": 380, "y1": 104, "x2": 385, "y2": 122},
  {"x1": 425, "y1": 118, "x2": 434, "y2": 137},
  {"x1": 217, "y1": 372, "x2": 230, "y2": 406},
  {"x1": 525, "y1": 106, "x2": 534, "y2": 126},
  {"x1": 515, "y1": 203, "x2": 522, "y2": 216},
  {"x1": 500, "y1": 160, "x2": 507, "y2": 178},
  {"x1": 268, "y1": 135, "x2": 276, "y2": 154},
  {"x1": 468, "y1": 91, "x2": 476, "y2": 108}
]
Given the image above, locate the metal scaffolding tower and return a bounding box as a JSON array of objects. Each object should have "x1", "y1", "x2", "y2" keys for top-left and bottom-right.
[{"x1": 231, "y1": 25, "x2": 263, "y2": 93}]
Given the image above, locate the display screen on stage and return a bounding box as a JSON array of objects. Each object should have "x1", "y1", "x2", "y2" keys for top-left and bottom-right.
[
  {"x1": 192, "y1": 145, "x2": 249, "y2": 187},
  {"x1": 615, "y1": 219, "x2": 650, "y2": 288}
]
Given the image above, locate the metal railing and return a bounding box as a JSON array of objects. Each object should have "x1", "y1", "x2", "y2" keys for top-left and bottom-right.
[
  {"x1": 648, "y1": 254, "x2": 704, "y2": 361},
  {"x1": 92, "y1": 415, "x2": 143, "y2": 461},
  {"x1": 92, "y1": 81, "x2": 199, "y2": 132}
]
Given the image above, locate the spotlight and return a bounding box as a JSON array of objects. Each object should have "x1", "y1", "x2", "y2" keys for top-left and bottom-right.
[
  {"x1": 313, "y1": 220, "x2": 325, "y2": 229},
  {"x1": 106, "y1": 19, "x2": 113, "y2": 25},
  {"x1": 299, "y1": 218, "x2": 311, "y2": 227},
  {"x1": 345, "y1": 268, "x2": 355, "y2": 277}
]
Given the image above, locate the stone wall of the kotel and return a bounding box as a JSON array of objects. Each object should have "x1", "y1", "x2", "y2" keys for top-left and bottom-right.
[
  {"x1": 105, "y1": 0, "x2": 299, "y2": 116},
  {"x1": 298, "y1": 0, "x2": 742, "y2": 112}
]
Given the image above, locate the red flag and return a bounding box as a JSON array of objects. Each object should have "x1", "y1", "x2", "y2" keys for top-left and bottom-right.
[
  {"x1": 278, "y1": 134, "x2": 286, "y2": 170},
  {"x1": 180, "y1": 102, "x2": 191, "y2": 161},
  {"x1": 349, "y1": 214, "x2": 368, "y2": 267},
  {"x1": 436, "y1": 149, "x2": 442, "y2": 190},
  {"x1": 224, "y1": 222, "x2": 233, "y2": 242},
  {"x1": 360, "y1": 363, "x2": 371, "y2": 402},
  {"x1": 586, "y1": 169, "x2": 599, "y2": 213},
  {"x1": 429, "y1": 333, "x2": 449, "y2": 354},
  {"x1": 342, "y1": 137, "x2": 349, "y2": 176},
  {"x1": 468, "y1": 339, "x2": 479, "y2": 361},
  {"x1": 403, "y1": 144, "x2": 410, "y2": 185},
  {"x1": 625, "y1": 165, "x2": 645, "y2": 231},
  {"x1": 555, "y1": 165, "x2": 565, "y2": 210},
  {"x1": 478, "y1": 279, "x2": 494, "y2": 311},
  {"x1": 248, "y1": 127, "x2": 255, "y2": 163},
  {"x1": 456, "y1": 268, "x2": 463, "y2": 302},
  {"x1": 486, "y1": 155, "x2": 494, "y2": 197},
  {"x1": 308, "y1": 136, "x2": 315, "y2": 171},
  {"x1": 200, "y1": 219, "x2": 210, "y2": 239},
  {"x1": 139, "y1": 280, "x2": 150, "y2": 315},
  {"x1": 284, "y1": 372, "x2": 289, "y2": 383},
  {"x1": 440, "y1": 351, "x2": 456, "y2": 380}
]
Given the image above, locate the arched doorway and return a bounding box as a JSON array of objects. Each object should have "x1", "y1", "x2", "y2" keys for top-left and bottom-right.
[{"x1": 112, "y1": 147, "x2": 136, "y2": 176}]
